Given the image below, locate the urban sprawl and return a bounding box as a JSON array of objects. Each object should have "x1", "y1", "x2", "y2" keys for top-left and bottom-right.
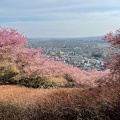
[{"x1": 28, "y1": 37, "x2": 109, "y2": 71}]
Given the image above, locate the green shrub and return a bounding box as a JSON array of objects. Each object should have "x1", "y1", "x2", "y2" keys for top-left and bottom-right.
[{"x1": 18, "y1": 77, "x2": 57, "y2": 88}]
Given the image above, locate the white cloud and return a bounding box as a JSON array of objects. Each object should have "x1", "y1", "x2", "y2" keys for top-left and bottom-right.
[
  {"x1": 1, "y1": 15, "x2": 120, "y2": 38},
  {"x1": 1, "y1": 0, "x2": 120, "y2": 37},
  {"x1": 1, "y1": 0, "x2": 120, "y2": 17}
]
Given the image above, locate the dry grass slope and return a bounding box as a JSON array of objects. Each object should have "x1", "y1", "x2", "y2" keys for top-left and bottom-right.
[{"x1": 0, "y1": 84, "x2": 120, "y2": 120}]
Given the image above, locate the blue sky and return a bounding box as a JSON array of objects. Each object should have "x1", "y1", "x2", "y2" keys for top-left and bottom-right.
[{"x1": 1, "y1": 0, "x2": 120, "y2": 38}]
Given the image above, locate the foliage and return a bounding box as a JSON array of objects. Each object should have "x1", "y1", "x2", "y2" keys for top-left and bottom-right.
[
  {"x1": 0, "y1": 84, "x2": 120, "y2": 120},
  {"x1": 102, "y1": 29, "x2": 120, "y2": 81},
  {"x1": 18, "y1": 77, "x2": 56, "y2": 88},
  {"x1": 0, "y1": 27, "x2": 112, "y2": 88}
]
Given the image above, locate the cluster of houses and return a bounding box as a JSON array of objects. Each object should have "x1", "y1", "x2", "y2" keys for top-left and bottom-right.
[{"x1": 28, "y1": 38, "x2": 108, "y2": 71}]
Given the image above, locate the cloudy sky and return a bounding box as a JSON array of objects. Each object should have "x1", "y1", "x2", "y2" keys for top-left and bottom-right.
[{"x1": 1, "y1": 0, "x2": 120, "y2": 38}]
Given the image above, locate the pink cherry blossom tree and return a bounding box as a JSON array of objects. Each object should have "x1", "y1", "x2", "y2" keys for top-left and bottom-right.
[
  {"x1": 0, "y1": 27, "x2": 113, "y2": 88},
  {"x1": 102, "y1": 29, "x2": 120, "y2": 81}
]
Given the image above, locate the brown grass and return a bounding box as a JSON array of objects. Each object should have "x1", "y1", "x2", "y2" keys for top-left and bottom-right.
[{"x1": 0, "y1": 84, "x2": 120, "y2": 120}]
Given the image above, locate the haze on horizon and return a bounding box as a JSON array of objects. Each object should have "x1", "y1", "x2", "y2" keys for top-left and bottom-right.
[{"x1": 0, "y1": 0, "x2": 120, "y2": 38}]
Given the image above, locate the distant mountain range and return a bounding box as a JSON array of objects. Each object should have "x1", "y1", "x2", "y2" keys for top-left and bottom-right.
[{"x1": 28, "y1": 36, "x2": 104, "y2": 41}]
